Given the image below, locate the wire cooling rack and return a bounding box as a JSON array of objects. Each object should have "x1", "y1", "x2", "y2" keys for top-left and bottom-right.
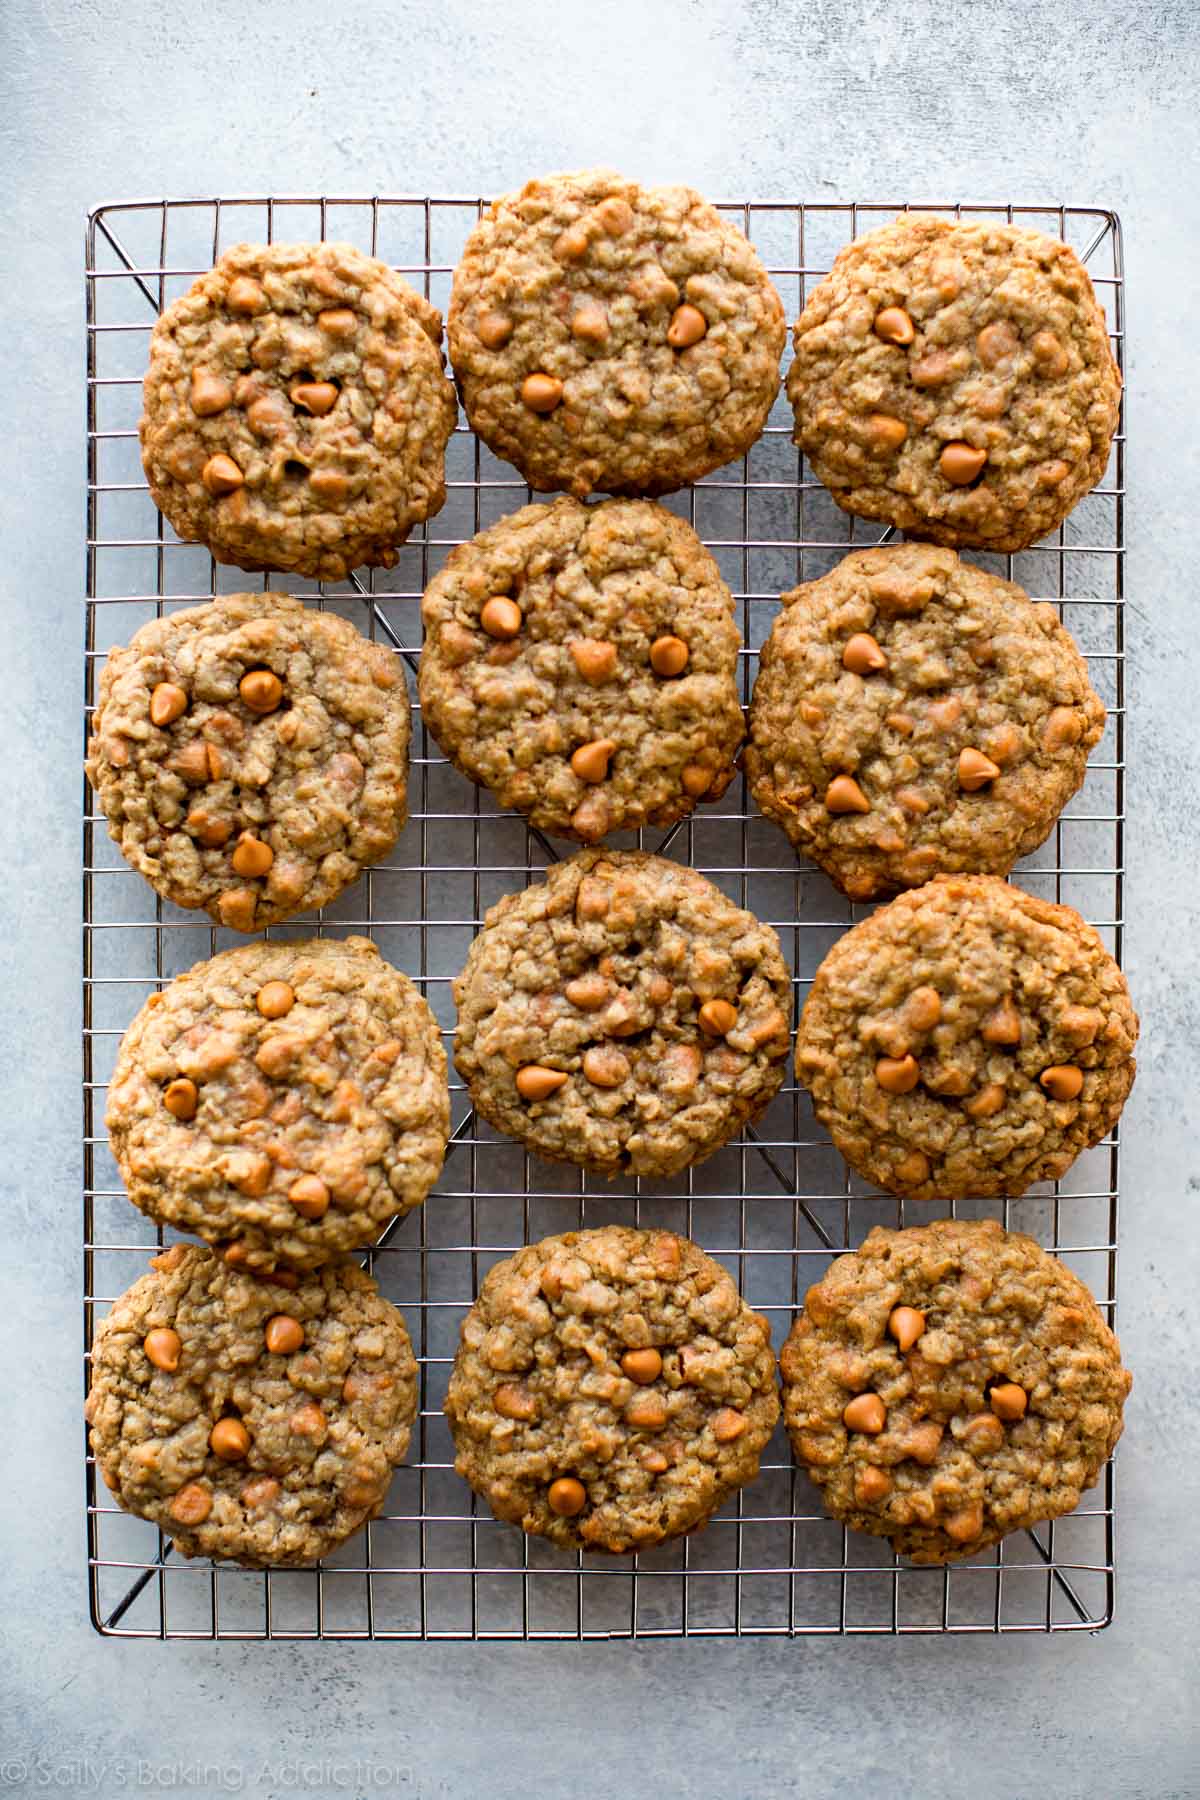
[{"x1": 84, "y1": 196, "x2": 1126, "y2": 1639}]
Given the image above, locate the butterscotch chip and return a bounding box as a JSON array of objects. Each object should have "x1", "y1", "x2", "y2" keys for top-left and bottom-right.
[
  {"x1": 698, "y1": 998, "x2": 738, "y2": 1038},
  {"x1": 547, "y1": 1476, "x2": 587, "y2": 1516},
  {"x1": 515, "y1": 1065, "x2": 569, "y2": 1102},
  {"x1": 957, "y1": 746, "x2": 1002, "y2": 790},
  {"x1": 795, "y1": 874, "x2": 1137, "y2": 1199},
  {"x1": 520, "y1": 372, "x2": 564, "y2": 413},
  {"x1": 939, "y1": 442, "x2": 988, "y2": 486},
  {"x1": 444, "y1": 1227, "x2": 779, "y2": 1552},
  {"x1": 106, "y1": 936, "x2": 448, "y2": 1268},
  {"x1": 420, "y1": 498, "x2": 743, "y2": 842},
  {"x1": 87, "y1": 1246, "x2": 417, "y2": 1566},
  {"x1": 162, "y1": 1078, "x2": 198, "y2": 1122},
  {"x1": 746, "y1": 545, "x2": 1106, "y2": 900},
  {"x1": 448, "y1": 169, "x2": 785, "y2": 497},
  {"x1": 85, "y1": 593, "x2": 410, "y2": 929},
  {"x1": 143, "y1": 1326, "x2": 182, "y2": 1371},
  {"x1": 781, "y1": 1219, "x2": 1131, "y2": 1563},
  {"x1": 201, "y1": 453, "x2": 244, "y2": 497},
  {"x1": 824, "y1": 775, "x2": 871, "y2": 816},
  {"x1": 479, "y1": 596, "x2": 522, "y2": 641},
  {"x1": 787, "y1": 215, "x2": 1121, "y2": 550},
  {"x1": 452, "y1": 850, "x2": 792, "y2": 1178},
  {"x1": 666, "y1": 303, "x2": 708, "y2": 349},
  {"x1": 570, "y1": 738, "x2": 616, "y2": 784},
  {"x1": 238, "y1": 668, "x2": 283, "y2": 715},
  {"x1": 680, "y1": 764, "x2": 714, "y2": 798},
  {"x1": 140, "y1": 241, "x2": 456, "y2": 579}
]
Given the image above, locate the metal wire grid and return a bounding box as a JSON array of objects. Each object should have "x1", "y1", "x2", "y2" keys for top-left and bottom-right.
[{"x1": 84, "y1": 195, "x2": 1126, "y2": 1640}]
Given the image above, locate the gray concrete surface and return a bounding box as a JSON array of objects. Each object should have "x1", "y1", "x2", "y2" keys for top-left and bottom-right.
[{"x1": 2, "y1": 0, "x2": 1198, "y2": 1794}]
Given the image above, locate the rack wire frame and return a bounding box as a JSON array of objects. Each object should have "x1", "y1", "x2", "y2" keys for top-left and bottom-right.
[{"x1": 84, "y1": 195, "x2": 1126, "y2": 1640}]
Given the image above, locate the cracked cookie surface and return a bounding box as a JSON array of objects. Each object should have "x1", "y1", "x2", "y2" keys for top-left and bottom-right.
[
  {"x1": 780, "y1": 1219, "x2": 1131, "y2": 1562},
  {"x1": 141, "y1": 241, "x2": 457, "y2": 579},
  {"x1": 444, "y1": 1226, "x2": 779, "y2": 1552},
  {"x1": 453, "y1": 850, "x2": 792, "y2": 1178},
  {"x1": 87, "y1": 1244, "x2": 418, "y2": 1566},
  {"x1": 787, "y1": 216, "x2": 1120, "y2": 550},
  {"x1": 449, "y1": 169, "x2": 785, "y2": 497},
  {"x1": 795, "y1": 875, "x2": 1137, "y2": 1200},
  {"x1": 745, "y1": 544, "x2": 1105, "y2": 899},
  {"x1": 86, "y1": 593, "x2": 410, "y2": 931},
  {"x1": 107, "y1": 936, "x2": 449, "y2": 1268},
  {"x1": 419, "y1": 497, "x2": 744, "y2": 842}
]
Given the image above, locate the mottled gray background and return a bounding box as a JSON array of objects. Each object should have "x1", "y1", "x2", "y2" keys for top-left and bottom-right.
[{"x1": 2, "y1": 0, "x2": 1198, "y2": 1794}]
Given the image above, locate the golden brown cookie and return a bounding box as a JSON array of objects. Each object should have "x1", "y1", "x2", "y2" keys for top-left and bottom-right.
[
  {"x1": 107, "y1": 937, "x2": 449, "y2": 1269},
  {"x1": 795, "y1": 875, "x2": 1137, "y2": 1199},
  {"x1": 787, "y1": 216, "x2": 1120, "y2": 550},
  {"x1": 86, "y1": 593, "x2": 409, "y2": 932},
  {"x1": 419, "y1": 497, "x2": 744, "y2": 842},
  {"x1": 745, "y1": 544, "x2": 1105, "y2": 898},
  {"x1": 781, "y1": 1219, "x2": 1131, "y2": 1562},
  {"x1": 87, "y1": 1244, "x2": 418, "y2": 1566},
  {"x1": 445, "y1": 1227, "x2": 779, "y2": 1552},
  {"x1": 449, "y1": 169, "x2": 785, "y2": 496},
  {"x1": 140, "y1": 241, "x2": 457, "y2": 578},
  {"x1": 453, "y1": 851, "x2": 792, "y2": 1178}
]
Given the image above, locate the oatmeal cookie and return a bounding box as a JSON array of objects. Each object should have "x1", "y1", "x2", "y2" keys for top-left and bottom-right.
[
  {"x1": 444, "y1": 1227, "x2": 779, "y2": 1552},
  {"x1": 453, "y1": 851, "x2": 792, "y2": 1177},
  {"x1": 419, "y1": 497, "x2": 744, "y2": 841},
  {"x1": 780, "y1": 1218, "x2": 1131, "y2": 1562},
  {"x1": 795, "y1": 875, "x2": 1137, "y2": 1200},
  {"x1": 745, "y1": 544, "x2": 1105, "y2": 899},
  {"x1": 86, "y1": 593, "x2": 409, "y2": 931},
  {"x1": 448, "y1": 169, "x2": 785, "y2": 497},
  {"x1": 787, "y1": 216, "x2": 1121, "y2": 550},
  {"x1": 140, "y1": 241, "x2": 457, "y2": 579},
  {"x1": 107, "y1": 937, "x2": 449, "y2": 1269},
  {"x1": 86, "y1": 1243, "x2": 418, "y2": 1566}
]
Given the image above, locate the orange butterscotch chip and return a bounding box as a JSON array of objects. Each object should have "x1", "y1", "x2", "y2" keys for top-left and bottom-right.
[
  {"x1": 288, "y1": 1174, "x2": 330, "y2": 1219},
  {"x1": 958, "y1": 747, "x2": 1001, "y2": 790},
  {"x1": 231, "y1": 833, "x2": 274, "y2": 878},
  {"x1": 241, "y1": 1476, "x2": 280, "y2": 1510},
  {"x1": 150, "y1": 682, "x2": 188, "y2": 727},
  {"x1": 873, "y1": 307, "x2": 915, "y2": 346},
  {"x1": 239, "y1": 669, "x2": 283, "y2": 714},
  {"x1": 825, "y1": 774, "x2": 871, "y2": 815},
  {"x1": 494, "y1": 1383, "x2": 537, "y2": 1422},
  {"x1": 264, "y1": 1314, "x2": 304, "y2": 1355},
  {"x1": 712, "y1": 1408, "x2": 747, "y2": 1443},
  {"x1": 843, "y1": 1394, "x2": 886, "y2": 1434},
  {"x1": 547, "y1": 1477, "x2": 587, "y2": 1517},
  {"x1": 1040, "y1": 1065, "x2": 1084, "y2": 1102},
  {"x1": 570, "y1": 638, "x2": 617, "y2": 684},
  {"x1": 210, "y1": 1418, "x2": 251, "y2": 1462},
  {"x1": 621, "y1": 1348, "x2": 663, "y2": 1385},
  {"x1": 855, "y1": 1464, "x2": 892, "y2": 1503},
  {"x1": 667, "y1": 303, "x2": 707, "y2": 349},
  {"x1": 940, "y1": 442, "x2": 988, "y2": 485},
  {"x1": 143, "y1": 1327, "x2": 182, "y2": 1371},
  {"x1": 875, "y1": 1054, "x2": 919, "y2": 1095},
  {"x1": 480, "y1": 596, "x2": 522, "y2": 640},
  {"x1": 515, "y1": 1065, "x2": 568, "y2": 1102},
  {"x1": 202, "y1": 454, "x2": 244, "y2": 496},
  {"x1": 521, "y1": 372, "x2": 563, "y2": 413},
  {"x1": 256, "y1": 981, "x2": 295, "y2": 1020},
  {"x1": 169, "y1": 1482, "x2": 212, "y2": 1526},
  {"x1": 887, "y1": 1306, "x2": 925, "y2": 1352},
  {"x1": 698, "y1": 998, "x2": 737, "y2": 1037},
  {"x1": 163, "y1": 1078, "x2": 199, "y2": 1121},
  {"x1": 842, "y1": 632, "x2": 887, "y2": 675}
]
